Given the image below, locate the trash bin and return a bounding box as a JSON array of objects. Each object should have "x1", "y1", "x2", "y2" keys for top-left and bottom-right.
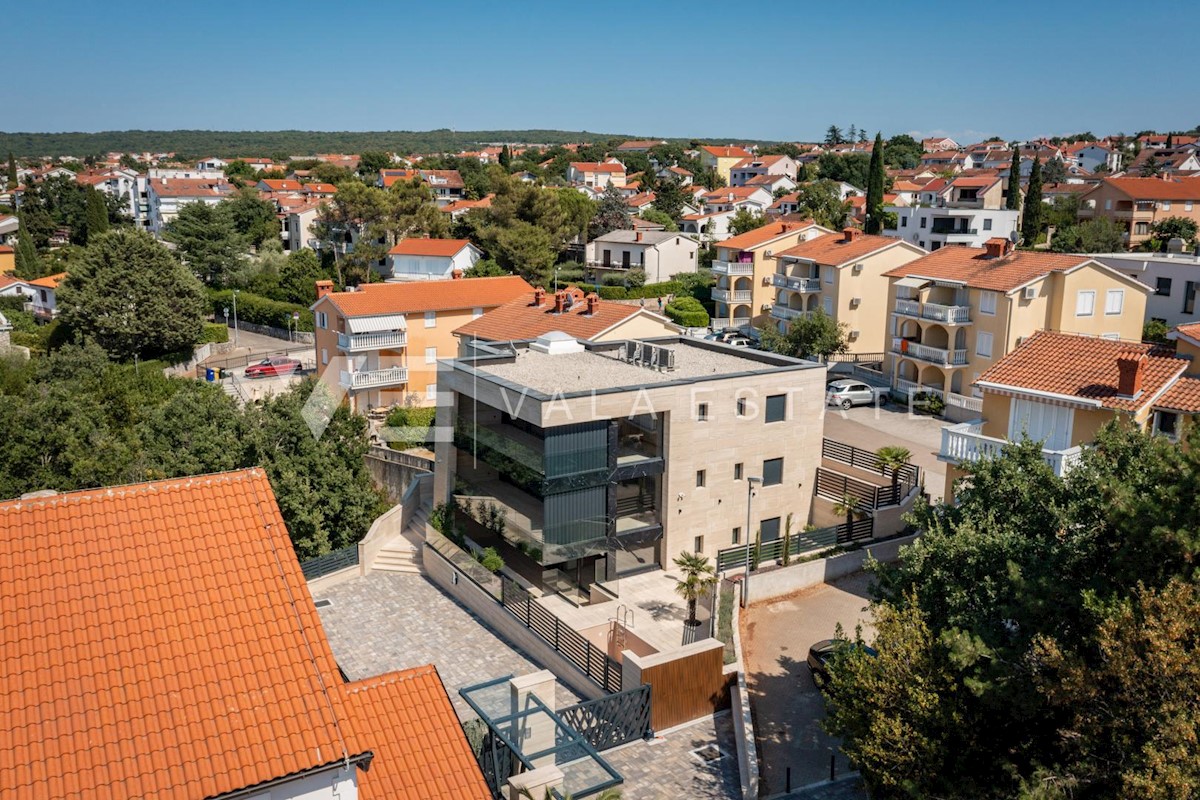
[{"x1": 205, "y1": 368, "x2": 215, "y2": 382}]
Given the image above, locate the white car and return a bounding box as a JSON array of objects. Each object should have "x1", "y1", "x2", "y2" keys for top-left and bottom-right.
[{"x1": 826, "y1": 379, "x2": 888, "y2": 409}]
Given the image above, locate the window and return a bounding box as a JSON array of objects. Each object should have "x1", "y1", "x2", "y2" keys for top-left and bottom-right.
[
  {"x1": 321, "y1": 347, "x2": 328, "y2": 365},
  {"x1": 696, "y1": 470, "x2": 706, "y2": 488},
  {"x1": 983, "y1": 218, "x2": 993, "y2": 231},
  {"x1": 316, "y1": 311, "x2": 327, "y2": 329},
  {"x1": 1104, "y1": 199, "x2": 1112, "y2": 210},
  {"x1": 734, "y1": 462, "x2": 744, "y2": 480},
  {"x1": 1184, "y1": 281, "x2": 1197, "y2": 315},
  {"x1": 919, "y1": 217, "x2": 927, "y2": 229},
  {"x1": 694, "y1": 535, "x2": 704, "y2": 554},
  {"x1": 976, "y1": 331, "x2": 993, "y2": 357},
  {"x1": 472, "y1": 307, "x2": 483, "y2": 319},
  {"x1": 731, "y1": 527, "x2": 741, "y2": 545},
  {"x1": 765, "y1": 394, "x2": 786, "y2": 423},
  {"x1": 760, "y1": 516, "x2": 781, "y2": 542},
  {"x1": 1154, "y1": 410, "x2": 1179, "y2": 440},
  {"x1": 1162, "y1": 200, "x2": 1172, "y2": 211},
  {"x1": 823, "y1": 296, "x2": 833, "y2": 315},
  {"x1": 979, "y1": 290, "x2": 997, "y2": 315},
  {"x1": 900, "y1": 216, "x2": 907, "y2": 228},
  {"x1": 1105, "y1": 289, "x2": 1124, "y2": 315},
  {"x1": 736, "y1": 397, "x2": 747, "y2": 416},
  {"x1": 1156, "y1": 276, "x2": 1173, "y2": 296},
  {"x1": 426, "y1": 385, "x2": 437, "y2": 400},
  {"x1": 1135, "y1": 222, "x2": 1150, "y2": 236},
  {"x1": 1187, "y1": 201, "x2": 1194, "y2": 212},
  {"x1": 1076, "y1": 290, "x2": 1096, "y2": 317},
  {"x1": 762, "y1": 457, "x2": 783, "y2": 486},
  {"x1": 424, "y1": 310, "x2": 436, "y2": 328},
  {"x1": 823, "y1": 266, "x2": 834, "y2": 284},
  {"x1": 425, "y1": 346, "x2": 438, "y2": 364},
  {"x1": 697, "y1": 402, "x2": 709, "y2": 421},
  {"x1": 919, "y1": 240, "x2": 926, "y2": 249}
]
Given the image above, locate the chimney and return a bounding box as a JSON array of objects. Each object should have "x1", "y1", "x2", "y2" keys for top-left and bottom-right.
[
  {"x1": 553, "y1": 290, "x2": 567, "y2": 314},
  {"x1": 585, "y1": 292, "x2": 599, "y2": 316},
  {"x1": 1116, "y1": 350, "x2": 1146, "y2": 398},
  {"x1": 635, "y1": 231, "x2": 643, "y2": 242},
  {"x1": 843, "y1": 227, "x2": 860, "y2": 242},
  {"x1": 983, "y1": 237, "x2": 1011, "y2": 259},
  {"x1": 451, "y1": 268, "x2": 463, "y2": 280},
  {"x1": 533, "y1": 287, "x2": 546, "y2": 306},
  {"x1": 315, "y1": 280, "x2": 334, "y2": 300}
]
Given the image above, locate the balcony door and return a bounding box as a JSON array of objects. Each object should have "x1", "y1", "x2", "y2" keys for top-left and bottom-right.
[{"x1": 1008, "y1": 399, "x2": 1073, "y2": 450}]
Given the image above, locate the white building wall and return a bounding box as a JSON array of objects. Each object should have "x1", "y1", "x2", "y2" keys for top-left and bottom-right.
[
  {"x1": 884, "y1": 207, "x2": 1020, "y2": 251},
  {"x1": 256, "y1": 763, "x2": 358, "y2": 800}
]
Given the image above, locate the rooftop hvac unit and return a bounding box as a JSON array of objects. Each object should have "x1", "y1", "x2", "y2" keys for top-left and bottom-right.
[{"x1": 1023, "y1": 286, "x2": 1037, "y2": 300}]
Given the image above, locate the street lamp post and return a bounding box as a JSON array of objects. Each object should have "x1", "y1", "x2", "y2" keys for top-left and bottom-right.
[
  {"x1": 231, "y1": 289, "x2": 240, "y2": 346},
  {"x1": 742, "y1": 476, "x2": 762, "y2": 607}
]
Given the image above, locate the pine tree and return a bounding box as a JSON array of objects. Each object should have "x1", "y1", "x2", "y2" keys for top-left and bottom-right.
[
  {"x1": 825, "y1": 125, "x2": 844, "y2": 146},
  {"x1": 5, "y1": 152, "x2": 15, "y2": 190},
  {"x1": 859, "y1": 128, "x2": 869, "y2": 144},
  {"x1": 847, "y1": 124, "x2": 858, "y2": 143},
  {"x1": 1020, "y1": 156, "x2": 1043, "y2": 244},
  {"x1": 864, "y1": 132, "x2": 886, "y2": 235},
  {"x1": 1006, "y1": 149, "x2": 1022, "y2": 210},
  {"x1": 14, "y1": 221, "x2": 43, "y2": 279},
  {"x1": 85, "y1": 188, "x2": 109, "y2": 243}
]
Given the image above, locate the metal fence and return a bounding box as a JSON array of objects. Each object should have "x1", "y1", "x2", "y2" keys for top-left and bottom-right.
[
  {"x1": 558, "y1": 684, "x2": 652, "y2": 751},
  {"x1": 716, "y1": 523, "x2": 846, "y2": 572},
  {"x1": 300, "y1": 544, "x2": 360, "y2": 579},
  {"x1": 500, "y1": 577, "x2": 623, "y2": 694}
]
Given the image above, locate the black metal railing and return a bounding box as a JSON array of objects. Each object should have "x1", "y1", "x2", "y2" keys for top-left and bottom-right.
[
  {"x1": 300, "y1": 544, "x2": 359, "y2": 579},
  {"x1": 821, "y1": 439, "x2": 919, "y2": 502},
  {"x1": 716, "y1": 524, "x2": 844, "y2": 571}
]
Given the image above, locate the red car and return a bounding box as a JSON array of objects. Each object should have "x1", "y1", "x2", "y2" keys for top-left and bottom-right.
[{"x1": 244, "y1": 356, "x2": 303, "y2": 379}]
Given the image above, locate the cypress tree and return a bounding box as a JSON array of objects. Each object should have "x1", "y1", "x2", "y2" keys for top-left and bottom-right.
[
  {"x1": 5, "y1": 152, "x2": 15, "y2": 190},
  {"x1": 1006, "y1": 149, "x2": 1022, "y2": 210},
  {"x1": 499, "y1": 144, "x2": 511, "y2": 169},
  {"x1": 864, "y1": 132, "x2": 886, "y2": 235},
  {"x1": 85, "y1": 188, "x2": 110, "y2": 242},
  {"x1": 14, "y1": 221, "x2": 42, "y2": 279},
  {"x1": 1020, "y1": 156, "x2": 1043, "y2": 244}
]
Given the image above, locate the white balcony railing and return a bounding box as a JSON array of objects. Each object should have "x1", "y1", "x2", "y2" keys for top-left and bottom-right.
[
  {"x1": 771, "y1": 305, "x2": 805, "y2": 321},
  {"x1": 337, "y1": 331, "x2": 408, "y2": 352},
  {"x1": 339, "y1": 366, "x2": 409, "y2": 390},
  {"x1": 893, "y1": 299, "x2": 971, "y2": 324},
  {"x1": 772, "y1": 273, "x2": 821, "y2": 292},
  {"x1": 712, "y1": 288, "x2": 752, "y2": 303},
  {"x1": 894, "y1": 298, "x2": 921, "y2": 317},
  {"x1": 892, "y1": 338, "x2": 968, "y2": 366},
  {"x1": 711, "y1": 259, "x2": 755, "y2": 276},
  {"x1": 940, "y1": 422, "x2": 1082, "y2": 476}
]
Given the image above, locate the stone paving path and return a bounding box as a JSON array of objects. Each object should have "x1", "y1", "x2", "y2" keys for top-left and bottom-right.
[
  {"x1": 604, "y1": 712, "x2": 741, "y2": 800},
  {"x1": 313, "y1": 571, "x2": 580, "y2": 719}
]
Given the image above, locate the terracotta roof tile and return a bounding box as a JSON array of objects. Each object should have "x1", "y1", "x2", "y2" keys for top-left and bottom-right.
[
  {"x1": 701, "y1": 145, "x2": 752, "y2": 159},
  {"x1": 454, "y1": 287, "x2": 677, "y2": 341},
  {"x1": 1154, "y1": 376, "x2": 1200, "y2": 412},
  {"x1": 716, "y1": 220, "x2": 820, "y2": 252},
  {"x1": 977, "y1": 331, "x2": 1187, "y2": 411},
  {"x1": 1087, "y1": 176, "x2": 1200, "y2": 201},
  {"x1": 883, "y1": 246, "x2": 1092, "y2": 292},
  {"x1": 323, "y1": 275, "x2": 532, "y2": 317},
  {"x1": 775, "y1": 231, "x2": 907, "y2": 265},
  {"x1": 387, "y1": 238, "x2": 477, "y2": 257},
  {"x1": 1171, "y1": 322, "x2": 1200, "y2": 345}
]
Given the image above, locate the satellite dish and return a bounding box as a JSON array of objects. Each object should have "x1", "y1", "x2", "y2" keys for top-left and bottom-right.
[{"x1": 1009, "y1": 231, "x2": 1019, "y2": 243}]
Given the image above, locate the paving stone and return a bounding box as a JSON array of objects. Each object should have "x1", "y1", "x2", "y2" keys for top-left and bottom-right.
[{"x1": 604, "y1": 712, "x2": 741, "y2": 800}]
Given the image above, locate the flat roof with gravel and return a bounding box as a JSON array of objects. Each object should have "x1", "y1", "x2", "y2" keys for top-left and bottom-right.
[{"x1": 469, "y1": 339, "x2": 818, "y2": 396}]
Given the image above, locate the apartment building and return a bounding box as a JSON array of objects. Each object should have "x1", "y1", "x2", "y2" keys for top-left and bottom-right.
[
  {"x1": 311, "y1": 274, "x2": 531, "y2": 411},
  {"x1": 711, "y1": 220, "x2": 834, "y2": 329},
  {"x1": 885, "y1": 173, "x2": 1020, "y2": 250},
  {"x1": 729, "y1": 154, "x2": 798, "y2": 187},
  {"x1": 769, "y1": 229, "x2": 926, "y2": 353},
  {"x1": 1093, "y1": 252, "x2": 1200, "y2": 327},
  {"x1": 698, "y1": 145, "x2": 753, "y2": 184},
  {"x1": 882, "y1": 239, "x2": 1150, "y2": 410},
  {"x1": 1078, "y1": 177, "x2": 1200, "y2": 248},
  {"x1": 433, "y1": 334, "x2": 826, "y2": 596},
  {"x1": 566, "y1": 161, "x2": 627, "y2": 188},
  {"x1": 145, "y1": 176, "x2": 233, "y2": 234},
  {"x1": 938, "y1": 331, "x2": 1200, "y2": 500},
  {"x1": 585, "y1": 229, "x2": 700, "y2": 282}
]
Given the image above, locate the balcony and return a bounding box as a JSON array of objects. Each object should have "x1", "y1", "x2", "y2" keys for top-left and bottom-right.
[
  {"x1": 939, "y1": 422, "x2": 1083, "y2": 477},
  {"x1": 771, "y1": 305, "x2": 805, "y2": 321},
  {"x1": 711, "y1": 259, "x2": 755, "y2": 276},
  {"x1": 339, "y1": 366, "x2": 409, "y2": 390},
  {"x1": 893, "y1": 299, "x2": 971, "y2": 325},
  {"x1": 712, "y1": 287, "x2": 752, "y2": 303},
  {"x1": 771, "y1": 274, "x2": 821, "y2": 292},
  {"x1": 337, "y1": 330, "x2": 408, "y2": 352},
  {"x1": 891, "y1": 338, "x2": 968, "y2": 366}
]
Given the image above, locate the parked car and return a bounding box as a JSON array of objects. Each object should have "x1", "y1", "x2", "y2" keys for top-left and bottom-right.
[
  {"x1": 807, "y1": 638, "x2": 878, "y2": 688},
  {"x1": 244, "y1": 356, "x2": 303, "y2": 379},
  {"x1": 825, "y1": 379, "x2": 888, "y2": 409}
]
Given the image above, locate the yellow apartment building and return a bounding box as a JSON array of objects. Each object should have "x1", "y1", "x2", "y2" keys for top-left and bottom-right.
[
  {"x1": 1077, "y1": 176, "x2": 1200, "y2": 248},
  {"x1": 699, "y1": 145, "x2": 753, "y2": 184},
  {"x1": 310, "y1": 274, "x2": 532, "y2": 411},
  {"x1": 710, "y1": 220, "x2": 832, "y2": 329},
  {"x1": 769, "y1": 229, "x2": 926, "y2": 354},
  {"x1": 882, "y1": 239, "x2": 1150, "y2": 412}
]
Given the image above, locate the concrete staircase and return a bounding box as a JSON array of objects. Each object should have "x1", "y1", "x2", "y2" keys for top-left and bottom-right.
[{"x1": 371, "y1": 506, "x2": 428, "y2": 574}]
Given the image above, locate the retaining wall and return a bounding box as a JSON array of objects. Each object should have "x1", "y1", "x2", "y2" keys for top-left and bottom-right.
[{"x1": 745, "y1": 533, "x2": 920, "y2": 605}]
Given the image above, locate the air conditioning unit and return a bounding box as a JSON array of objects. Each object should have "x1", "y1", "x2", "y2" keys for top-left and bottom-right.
[
  {"x1": 761, "y1": 303, "x2": 773, "y2": 311},
  {"x1": 1023, "y1": 286, "x2": 1037, "y2": 300},
  {"x1": 850, "y1": 297, "x2": 862, "y2": 307},
  {"x1": 849, "y1": 329, "x2": 861, "y2": 339},
  {"x1": 762, "y1": 276, "x2": 772, "y2": 286},
  {"x1": 1015, "y1": 335, "x2": 1027, "y2": 347},
  {"x1": 852, "y1": 263, "x2": 864, "y2": 273},
  {"x1": 764, "y1": 250, "x2": 773, "y2": 257}
]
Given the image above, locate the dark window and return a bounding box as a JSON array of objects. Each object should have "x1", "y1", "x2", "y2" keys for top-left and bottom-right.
[
  {"x1": 1156, "y1": 411, "x2": 1179, "y2": 438},
  {"x1": 1156, "y1": 276, "x2": 1172, "y2": 296},
  {"x1": 760, "y1": 516, "x2": 781, "y2": 542},
  {"x1": 762, "y1": 457, "x2": 783, "y2": 486},
  {"x1": 694, "y1": 535, "x2": 704, "y2": 554},
  {"x1": 736, "y1": 397, "x2": 747, "y2": 416},
  {"x1": 919, "y1": 217, "x2": 927, "y2": 229},
  {"x1": 696, "y1": 470, "x2": 706, "y2": 488},
  {"x1": 697, "y1": 403, "x2": 709, "y2": 421},
  {"x1": 765, "y1": 394, "x2": 786, "y2": 423},
  {"x1": 732, "y1": 526, "x2": 741, "y2": 545},
  {"x1": 734, "y1": 462, "x2": 744, "y2": 480},
  {"x1": 1184, "y1": 281, "x2": 1197, "y2": 315}
]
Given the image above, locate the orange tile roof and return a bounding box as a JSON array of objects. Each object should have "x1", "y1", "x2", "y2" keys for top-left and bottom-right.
[
  {"x1": 27, "y1": 272, "x2": 67, "y2": 289},
  {"x1": 882, "y1": 246, "x2": 1092, "y2": 292},
  {"x1": 701, "y1": 186, "x2": 767, "y2": 202},
  {"x1": 701, "y1": 145, "x2": 752, "y2": 159},
  {"x1": 775, "y1": 231, "x2": 905, "y2": 265},
  {"x1": 1090, "y1": 176, "x2": 1200, "y2": 201},
  {"x1": 260, "y1": 179, "x2": 303, "y2": 192},
  {"x1": 1171, "y1": 322, "x2": 1200, "y2": 345},
  {"x1": 453, "y1": 287, "x2": 676, "y2": 341},
  {"x1": 304, "y1": 182, "x2": 338, "y2": 194},
  {"x1": 717, "y1": 220, "x2": 818, "y2": 252},
  {"x1": 387, "y1": 237, "x2": 477, "y2": 257},
  {"x1": 570, "y1": 161, "x2": 626, "y2": 174},
  {"x1": 324, "y1": 275, "x2": 532, "y2": 317},
  {"x1": 977, "y1": 332, "x2": 1188, "y2": 412},
  {"x1": 0, "y1": 244, "x2": 13, "y2": 253}
]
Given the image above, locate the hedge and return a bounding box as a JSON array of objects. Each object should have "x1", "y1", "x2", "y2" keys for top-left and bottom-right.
[
  {"x1": 665, "y1": 296, "x2": 710, "y2": 327},
  {"x1": 576, "y1": 280, "x2": 682, "y2": 300},
  {"x1": 198, "y1": 322, "x2": 229, "y2": 344},
  {"x1": 208, "y1": 289, "x2": 314, "y2": 331}
]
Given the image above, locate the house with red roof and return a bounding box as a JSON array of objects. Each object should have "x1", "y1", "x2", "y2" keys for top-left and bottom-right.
[
  {"x1": 698, "y1": 145, "x2": 753, "y2": 184},
  {"x1": 586, "y1": 228, "x2": 701, "y2": 282},
  {"x1": 729, "y1": 154, "x2": 798, "y2": 187},
  {"x1": 1078, "y1": 176, "x2": 1200, "y2": 247},
  {"x1": 384, "y1": 238, "x2": 484, "y2": 282},
  {"x1": 885, "y1": 172, "x2": 1020, "y2": 250},
  {"x1": 566, "y1": 160, "x2": 627, "y2": 188},
  {"x1": 146, "y1": 176, "x2": 233, "y2": 234},
  {"x1": 922, "y1": 136, "x2": 960, "y2": 152}
]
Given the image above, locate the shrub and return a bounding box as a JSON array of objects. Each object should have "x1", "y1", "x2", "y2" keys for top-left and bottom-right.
[
  {"x1": 198, "y1": 322, "x2": 229, "y2": 344},
  {"x1": 581, "y1": 280, "x2": 682, "y2": 300},
  {"x1": 665, "y1": 296, "x2": 709, "y2": 327},
  {"x1": 383, "y1": 405, "x2": 436, "y2": 450},
  {"x1": 1143, "y1": 319, "x2": 1170, "y2": 343},
  {"x1": 625, "y1": 268, "x2": 646, "y2": 288},
  {"x1": 475, "y1": 546, "x2": 505, "y2": 573},
  {"x1": 208, "y1": 289, "x2": 314, "y2": 331}
]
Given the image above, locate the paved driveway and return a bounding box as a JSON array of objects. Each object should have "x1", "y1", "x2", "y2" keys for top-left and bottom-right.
[
  {"x1": 822, "y1": 404, "x2": 951, "y2": 500},
  {"x1": 740, "y1": 572, "x2": 875, "y2": 796}
]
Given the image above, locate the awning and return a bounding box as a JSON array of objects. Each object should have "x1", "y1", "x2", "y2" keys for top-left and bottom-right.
[
  {"x1": 894, "y1": 276, "x2": 930, "y2": 289},
  {"x1": 347, "y1": 314, "x2": 407, "y2": 333}
]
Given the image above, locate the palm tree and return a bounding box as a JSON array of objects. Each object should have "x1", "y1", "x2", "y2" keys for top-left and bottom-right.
[
  {"x1": 673, "y1": 551, "x2": 718, "y2": 626},
  {"x1": 875, "y1": 445, "x2": 912, "y2": 501},
  {"x1": 832, "y1": 492, "x2": 864, "y2": 534}
]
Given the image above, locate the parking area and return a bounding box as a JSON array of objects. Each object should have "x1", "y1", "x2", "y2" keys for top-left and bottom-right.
[
  {"x1": 740, "y1": 571, "x2": 875, "y2": 797},
  {"x1": 821, "y1": 403, "x2": 951, "y2": 500}
]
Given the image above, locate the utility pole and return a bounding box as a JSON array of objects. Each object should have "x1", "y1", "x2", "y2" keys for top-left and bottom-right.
[
  {"x1": 232, "y1": 289, "x2": 240, "y2": 346},
  {"x1": 741, "y1": 476, "x2": 762, "y2": 607}
]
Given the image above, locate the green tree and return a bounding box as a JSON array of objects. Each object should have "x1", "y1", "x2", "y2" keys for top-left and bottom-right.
[
  {"x1": 875, "y1": 445, "x2": 911, "y2": 497},
  {"x1": 864, "y1": 133, "x2": 886, "y2": 235},
  {"x1": 314, "y1": 180, "x2": 397, "y2": 286},
  {"x1": 1021, "y1": 156, "x2": 1043, "y2": 243},
  {"x1": 499, "y1": 144, "x2": 512, "y2": 169},
  {"x1": 672, "y1": 551, "x2": 717, "y2": 625},
  {"x1": 652, "y1": 178, "x2": 688, "y2": 220},
  {"x1": 57, "y1": 228, "x2": 205, "y2": 360},
  {"x1": 84, "y1": 187, "x2": 109, "y2": 242},
  {"x1": 13, "y1": 221, "x2": 43, "y2": 279},
  {"x1": 224, "y1": 188, "x2": 280, "y2": 247},
  {"x1": 5, "y1": 152, "x2": 15, "y2": 189},
  {"x1": 727, "y1": 208, "x2": 767, "y2": 236},
  {"x1": 639, "y1": 209, "x2": 678, "y2": 231},
  {"x1": 1139, "y1": 155, "x2": 1162, "y2": 177},
  {"x1": 165, "y1": 201, "x2": 247, "y2": 286},
  {"x1": 1147, "y1": 216, "x2": 1198, "y2": 251},
  {"x1": 794, "y1": 180, "x2": 852, "y2": 229},
  {"x1": 276, "y1": 248, "x2": 328, "y2": 305},
  {"x1": 1042, "y1": 157, "x2": 1068, "y2": 185},
  {"x1": 1142, "y1": 318, "x2": 1169, "y2": 343},
  {"x1": 356, "y1": 150, "x2": 394, "y2": 177},
  {"x1": 589, "y1": 184, "x2": 632, "y2": 238},
  {"x1": 882, "y1": 134, "x2": 922, "y2": 169},
  {"x1": 223, "y1": 160, "x2": 257, "y2": 180},
  {"x1": 757, "y1": 310, "x2": 849, "y2": 359},
  {"x1": 1007, "y1": 149, "x2": 1022, "y2": 210},
  {"x1": 824, "y1": 125, "x2": 845, "y2": 146},
  {"x1": 1049, "y1": 218, "x2": 1127, "y2": 253},
  {"x1": 817, "y1": 153, "x2": 872, "y2": 188}
]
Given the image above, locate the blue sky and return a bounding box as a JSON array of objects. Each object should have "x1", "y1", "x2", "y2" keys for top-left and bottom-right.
[{"x1": 5, "y1": 0, "x2": 1196, "y2": 142}]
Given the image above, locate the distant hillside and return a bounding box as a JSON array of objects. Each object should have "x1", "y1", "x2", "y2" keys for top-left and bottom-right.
[{"x1": 0, "y1": 129, "x2": 780, "y2": 159}]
